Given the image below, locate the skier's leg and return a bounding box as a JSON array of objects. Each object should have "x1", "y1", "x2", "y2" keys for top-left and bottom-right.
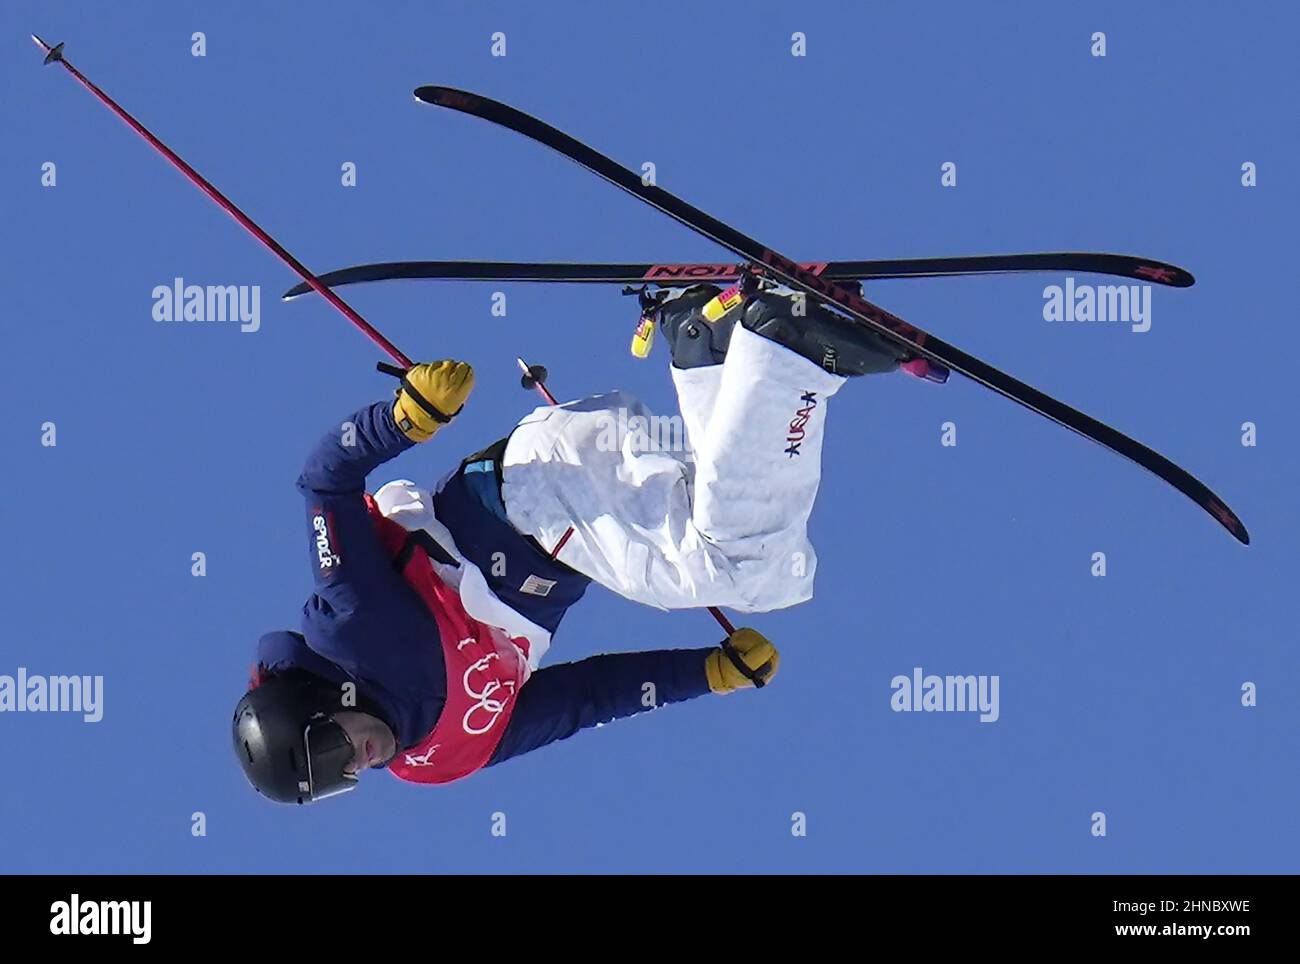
[
  {"x1": 656, "y1": 285, "x2": 847, "y2": 603},
  {"x1": 684, "y1": 323, "x2": 846, "y2": 610},
  {"x1": 502, "y1": 287, "x2": 870, "y2": 613},
  {"x1": 501, "y1": 390, "x2": 726, "y2": 610},
  {"x1": 670, "y1": 364, "x2": 723, "y2": 455},
  {"x1": 656, "y1": 284, "x2": 732, "y2": 449},
  {"x1": 500, "y1": 328, "x2": 844, "y2": 613}
]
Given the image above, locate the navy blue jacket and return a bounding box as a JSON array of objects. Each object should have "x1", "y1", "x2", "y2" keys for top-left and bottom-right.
[{"x1": 257, "y1": 399, "x2": 714, "y2": 770}]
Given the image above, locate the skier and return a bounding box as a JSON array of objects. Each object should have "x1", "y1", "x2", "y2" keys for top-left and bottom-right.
[{"x1": 233, "y1": 285, "x2": 926, "y2": 804}]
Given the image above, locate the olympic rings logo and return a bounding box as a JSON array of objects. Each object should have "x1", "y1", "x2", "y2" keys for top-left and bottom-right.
[{"x1": 462, "y1": 653, "x2": 515, "y2": 735}]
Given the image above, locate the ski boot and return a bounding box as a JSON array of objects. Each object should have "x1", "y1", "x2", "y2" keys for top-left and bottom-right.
[
  {"x1": 830, "y1": 280, "x2": 948, "y2": 382},
  {"x1": 738, "y1": 281, "x2": 950, "y2": 382},
  {"x1": 653, "y1": 283, "x2": 739, "y2": 369},
  {"x1": 653, "y1": 279, "x2": 949, "y2": 382},
  {"x1": 737, "y1": 286, "x2": 907, "y2": 376}
]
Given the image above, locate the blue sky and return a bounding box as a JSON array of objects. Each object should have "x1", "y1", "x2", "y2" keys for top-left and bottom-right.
[{"x1": 1, "y1": 1, "x2": 1293, "y2": 872}]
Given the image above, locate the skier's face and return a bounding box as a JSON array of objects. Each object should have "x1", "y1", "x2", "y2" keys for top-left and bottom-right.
[{"x1": 334, "y1": 711, "x2": 397, "y2": 774}]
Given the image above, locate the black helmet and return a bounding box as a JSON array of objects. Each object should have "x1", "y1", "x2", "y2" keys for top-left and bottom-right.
[{"x1": 232, "y1": 670, "x2": 357, "y2": 805}]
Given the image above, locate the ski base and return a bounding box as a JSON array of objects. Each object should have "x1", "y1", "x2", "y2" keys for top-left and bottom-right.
[{"x1": 283, "y1": 252, "x2": 1194, "y2": 300}]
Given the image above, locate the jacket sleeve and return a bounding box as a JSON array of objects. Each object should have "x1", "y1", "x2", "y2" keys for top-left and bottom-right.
[
  {"x1": 487, "y1": 648, "x2": 716, "y2": 766},
  {"x1": 296, "y1": 400, "x2": 415, "y2": 602}
]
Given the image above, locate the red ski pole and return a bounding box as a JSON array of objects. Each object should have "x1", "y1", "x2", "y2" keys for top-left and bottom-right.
[
  {"x1": 31, "y1": 35, "x2": 412, "y2": 368},
  {"x1": 35, "y1": 35, "x2": 738, "y2": 640}
]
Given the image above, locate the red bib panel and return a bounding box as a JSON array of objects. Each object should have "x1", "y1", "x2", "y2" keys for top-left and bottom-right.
[{"x1": 365, "y1": 496, "x2": 530, "y2": 785}]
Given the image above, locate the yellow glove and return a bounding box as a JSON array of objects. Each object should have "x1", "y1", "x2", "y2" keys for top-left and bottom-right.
[
  {"x1": 705, "y1": 628, "x2": 780, "y2": 693},
  {"x1": 392, "y1": 360, "x2": 475, "y2": 442}
]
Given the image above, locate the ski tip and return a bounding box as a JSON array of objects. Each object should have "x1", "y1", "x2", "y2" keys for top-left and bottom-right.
[
  {"x1": 1205, "y1": 497, "x2": 1249, "y2": 545},
  {"x1": 413, "y1": 86, "x2": 470, "y2": 108},
  {"x1": 282, "y1": 281, "x2": 310, "y2": 301},
  {"x1": 1133, "y1": 261, "x2": 1195, "y2": 288}
]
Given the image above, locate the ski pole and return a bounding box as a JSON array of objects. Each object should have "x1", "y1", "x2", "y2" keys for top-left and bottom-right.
[
  {"x1": 31, "y1": 36, "x2": 412, "y2": 368},
  {"x1": 35, "y1": 35, "x2": 739, "y2": 640},
  {"x1": 515, "y1": 359, "x2": 737, "y2": 637}
]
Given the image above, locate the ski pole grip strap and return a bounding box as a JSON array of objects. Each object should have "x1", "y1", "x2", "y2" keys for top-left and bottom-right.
[
  {"x1": 375, "y1": 362, "x2": 462, "y2": 424},
  {"x1": 720, "y1": 638, "x2": 767, "y2": 689}
]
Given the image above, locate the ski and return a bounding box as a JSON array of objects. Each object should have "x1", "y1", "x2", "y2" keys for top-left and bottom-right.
[
  {"x1": 412, "y1": 85, "x2": 1248, "y2": 545},
  {"x1": 282, "y1": 252, "x2": 1193, "y2": 300}
]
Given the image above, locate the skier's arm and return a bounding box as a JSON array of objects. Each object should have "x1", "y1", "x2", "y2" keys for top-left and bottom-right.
[
  {"x1": 487, "y1": 648, "x2": 716, "y2": 766},
  {"x1": 296, "y1": 360, "x2": 475, "y2": 496},
  {"x1": 295, "y1": 400, "x2": 418, "y2": 605},
  {"x1": 296, "y1": 361, "x2": 474, "y2": 596},
  {"x1": 489, "y1": 629, "x2": 780, "y2": 765},
  {"x1": 296, "y1": 401, "x2": 415, "y2": 500}
]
